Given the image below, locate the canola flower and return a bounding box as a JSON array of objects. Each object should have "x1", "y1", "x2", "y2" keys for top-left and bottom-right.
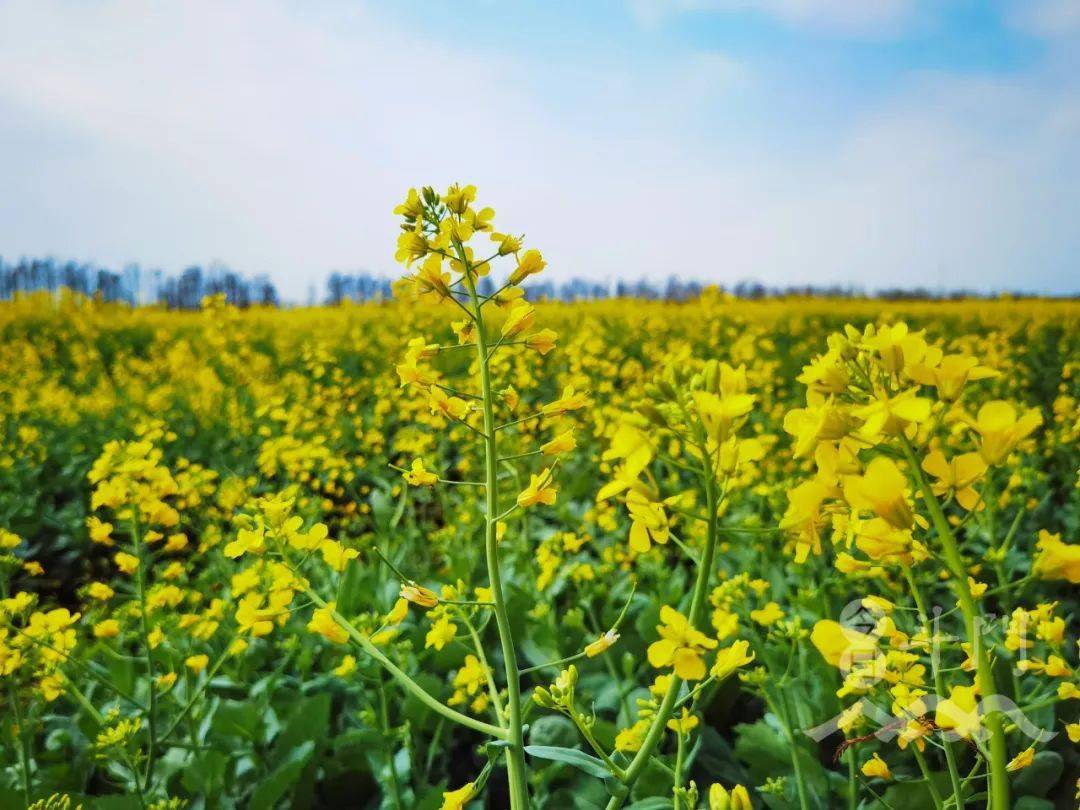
[
  {"x1": 785, "y1": 320, "x2": 1079, "y2": 810},
  {"x1": 0, "y1": 195, "x2": 1076, "y2": 808}
]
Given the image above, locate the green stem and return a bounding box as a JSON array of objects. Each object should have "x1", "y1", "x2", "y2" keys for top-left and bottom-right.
[
  {"x1": 63, "y1": 675, "x2": 105, "y2": 725},
  {"x1": 304, "y1": 589, "x2": 505, "y2": 738},
  {"x1": 913, "y1": 746, "x2": 946, "y2": 810},
  {"x1": 0, "y1": 619, "x2": 145, "y2": 710},
  {"x1": 460, "y1": 250, "x2": 530, "y2": 809},
  {"x1": 672, "y1": 676, "x2": 715, "y2": 712},
  {"x1": 846, "y1": 749, "x2": 857, "y2": 810},
  {"x1": 900, "y1": 438, "x2": 1009, "y2": 810},
  {"x1": 569, "y1": 712, "x2": 626, "y2": 781},
  {"x1": 7, "y1": 680, "x2": 31, "y2": 808},
  {"x1": 605, "y1": 440, "x2": 721, "y2": 810},
  {"x1": 902, "y1": 564, "x2": 965, "y2": 807},
  {"x1": 458, "y1": 608, "x2": 507, "y2": 724},
  {"x1": 423, "y1": 715, "x2": 446, "y2": 785},
  {"x1": 159, "y1": 643, "x2": 233, "y2": 743},
  {"x1": 768, "y1": 690, "x2": 810, "y2": 810},
  {"x1": 495, "y1": 411, "x2": 546, "y2": 432},
  {"x1": 378, "y1": 678, "x2": 405, "y2": 810},
  {"x1": 598, "y1": 647, "x2": 634, "y2": 724},
  {"x1": 499, "y1": 450, "x2": 542, "y2": 462},
  {"x1": 519, "y1": 651, "x2": 588, "y2": 676},
  {"x1": 673, "y1": 730, "x2": 686, "y2": 808},
  {"x1": 130, "y1": 516, "x2": 158, "y2": 795}
]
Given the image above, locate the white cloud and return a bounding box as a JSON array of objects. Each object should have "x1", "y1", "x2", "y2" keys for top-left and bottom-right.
[
  {"x1": 630, "y1": 0, "x2": 918, "y2": 36},
  {"x1": 1007, "y1": 0, "x2": 1080, "y2": 38},
  {"x1": 0, "y1": 0, "x2": 1077, "y2": 298}
]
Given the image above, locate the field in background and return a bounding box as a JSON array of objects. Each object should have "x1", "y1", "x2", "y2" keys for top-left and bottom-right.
[{"x1": 0, "y1": 291, "x2": 1077, "y2": 808}]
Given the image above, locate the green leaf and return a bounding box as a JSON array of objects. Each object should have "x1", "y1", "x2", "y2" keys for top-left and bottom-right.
[
  {"x1": 524, "y1": 745, "x2": 612, "y2": 778},
  {"x1": 335, "y1": 560, "x2": 366, "y2": 615},
  {"x1": 634, "y1": 758, "x2": 674, "y2": 800},
  {"x1": 91, "y1": 798, "x2": 143, "y2": 810},
  {"x1": 271, "y1": 693, "x2": 331, "y2": 767},
  {"x1": 370, "y1": 488, "x2": 395, "y2": 532},
  {"x1": 401, "y1": 671, "x2": 444, "y2": 731},
  {"x1": 1012, "y1": 798, "x2": 1054, "y2": 810},
  {"x1": 528, "y1": 714, "x2": 579, "y2": 748},
  {"x1": 1012, "y1": 751, "x2": 1063, "y2": 798},
  {"x1": 248, "y1": 740, "x2": 316, "y2": 810},
  {"x1": 181, "y1": 749, "x2": 228, "y2": 796},
  {"x1": 870, "y1": 773, "x2": 954, "y2": 810},
  {"x1": 625, "y1": 799, "x2": 674, "y2": 810},
  {"x1": 210, "y1": 699, "x2": 263, "y2": 741},
  {"x1": 414, "y1": 784, "x2": 450, "y2": 810},
  {"x1": 733, "y1": 720, "x2": 789, "y2": 782},
  {"x1": 694, "y1": 726, "x2": 748, "y2": 789}
]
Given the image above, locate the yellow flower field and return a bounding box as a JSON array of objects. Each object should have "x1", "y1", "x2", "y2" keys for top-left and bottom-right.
[{"x1": 1, "y1": 186, "x2": 1078, "y2": 809}]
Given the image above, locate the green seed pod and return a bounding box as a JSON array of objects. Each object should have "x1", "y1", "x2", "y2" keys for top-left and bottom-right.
[
  {"x1": 638, "y1": 403, "x2": 668, "y2": 428},
  {"x1": 563, "y1": 664, "x2": 578, "y2": 688},
  {"x1": 703, "y1": 359, "x2": 719, "y2": 393}
]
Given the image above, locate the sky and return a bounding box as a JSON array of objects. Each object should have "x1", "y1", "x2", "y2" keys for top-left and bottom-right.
[{"x1": 1, "y1": 0, "x2": 1078, "y2": 301}]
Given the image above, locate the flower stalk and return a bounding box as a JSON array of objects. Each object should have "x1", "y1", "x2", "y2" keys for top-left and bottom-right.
[
  {"x1": 900, "y1": 439, "x2": 1010, "y2": 809},
  {"x1": 460, "y1": 245, "x2": 531, "y2": 809}
]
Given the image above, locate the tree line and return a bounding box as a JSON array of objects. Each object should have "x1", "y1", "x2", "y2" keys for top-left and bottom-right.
[{"x1": 1, "y1": 258, "x2": 1070, "y2": 308}]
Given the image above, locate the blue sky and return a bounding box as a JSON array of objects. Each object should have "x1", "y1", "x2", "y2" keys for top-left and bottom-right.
[{"x1": 1, "y1": 0, "x2": 1078, "y2": 299}]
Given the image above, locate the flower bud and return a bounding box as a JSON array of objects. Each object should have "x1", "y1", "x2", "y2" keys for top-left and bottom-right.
[
  {"x1": 657, "y1": 379, "x2": 678, "y2": 401},
  {"x1": 704, "y1": 359, "x2": 719, "y2": 393}
]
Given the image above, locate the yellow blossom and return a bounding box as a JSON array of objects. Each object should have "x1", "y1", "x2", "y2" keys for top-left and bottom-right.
[
  {"x1": 542, "y1": 386, "x2": 589, "y2": 415},
  {"x1": 441, "y1": 782, "x2": 476, "y2": 810},
  {"x1": 526, "y1": 328, "x2": 558, "y2": 355},
  {"x1": 811, "y1": 620, "x2": 878, "y2": 670},
  {"x1": 307, "y1": 606, "x2": 349, "y2": 645},
  {"x1": 921, "y1": 450, "x2": 987, "y2": 511},
  {"x1": 403, "y1": 458, "x2": 438, "y2": 488},
  {"x1": 425, "y1": 615, "x2": 457, "y2": 650},
  {"x1": 710, "y1": 640, "x2": 755, "y2": 680},
  {"x1": 1004, "y1": 747, "x2": 1034, "y2": 773},
  {"x1": 666, "y1": 707, "x2": 699, "y2": 734},
  {"x1": 585, "y1": 630, "x2": 619, "y2": 658},
  {"x1": 540, "y1": 429, "x2": 576, "y2": 456},
  {"x1": 935, "y1": 684, "x2": 981, "y2": 739},
  {"x1": 507, "y1": 249, "x2": 546, "y2": 285},
  {"x1": 647, "y1": 605, "x2": 718, "y2": 681},
  {"x1": 87, "y1": 582, "x2": 114, "y2": 601},
  {"x1": 843, "y1": 456, "x2": 916, "y2": 530},
  {"x1": 907, "y1": 351, "x2": 997, "y2": 400},
  {"x1": 974, "y1": 401, "x2": 1042, "y2": 465},
  {"x1": 401, "y1": 583, "x2": 439, "y2": 608},
  {"x1": 93, "y1": 620, "x2": 120, "y2": 639},
  {"x1": 861, "y1": 753, "x2": 892, "y2": 780},
  {"x1": 501, "y1": 301, "x2": 535, "y2": 338},
  {"x1": 113, "y1": 552, "x2": 139, "y2": 575},
  {"x1": 749, "y1": 602, "x2": 784, "y2": 626},
  {"x1": 517, "y1": 468, "x2": 557, "y2": 508},
  {"x1": 334, "y1": 655, "x2": 357, "y2": 677},
  {"x1": 385, "y1": 598, "x2": 409, "y2": 625},
  {"x1": 1032, "y1": 530, "x2": 1080, "y2": 583}
]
